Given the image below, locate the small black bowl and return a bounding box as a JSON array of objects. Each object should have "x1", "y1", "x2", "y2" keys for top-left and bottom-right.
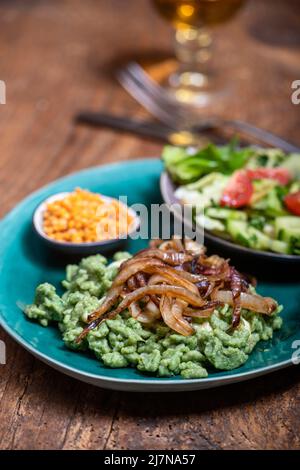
[{"x1": 160, "y1": 172, "x2": 300, "y2": 280}]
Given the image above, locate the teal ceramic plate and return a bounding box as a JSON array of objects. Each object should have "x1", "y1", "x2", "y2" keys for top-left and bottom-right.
[{"x1": 0, "y1": 159, "x2": 299, "y2": 392}]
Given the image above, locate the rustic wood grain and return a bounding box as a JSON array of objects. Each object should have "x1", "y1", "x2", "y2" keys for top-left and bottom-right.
[{"x1": 0, "y1": 0, "x2": 299, "y2": 450}]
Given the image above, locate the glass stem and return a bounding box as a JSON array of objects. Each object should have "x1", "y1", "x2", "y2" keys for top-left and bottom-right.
[{"x1": 173, "y1": 27, "x2": 212, "y2": 76}]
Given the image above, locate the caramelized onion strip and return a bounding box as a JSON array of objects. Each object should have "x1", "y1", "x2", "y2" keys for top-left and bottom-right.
[
  {"x1": 184, "y1": 301, "x2": 221, "y2": 318},
  {"x1": 129, "y1": 302, "x2": 155, "y2": 324},
  {"x1": 160, "y1": 296, "x2": 193, "y2": 336},
  {"x1": 147, "y1": 273, "x2": 199, "y2": 295},
  {"x1": 88, "y1": 285, "x2": 206, "y2": 325},
  {"x1": 171, "y1": 300, "x2": 194, "y2": 335},
  {"x1": 211, "y1": 290, "x2": 277, "y2": 315},
  {"x1": 87, "y1": 286, "x2": 123, "y2": 323},
  {"x1": 135, "y1": 248, "x2": 193, "y2": 266},
  {"x1": 112, "y1": 258, "x2": 165, "y2": 287}
]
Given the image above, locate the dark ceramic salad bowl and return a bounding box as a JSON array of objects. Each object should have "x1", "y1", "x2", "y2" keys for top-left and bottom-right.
[{"x1": 160, "y1": 171, "x2": 300, "y2": 278}]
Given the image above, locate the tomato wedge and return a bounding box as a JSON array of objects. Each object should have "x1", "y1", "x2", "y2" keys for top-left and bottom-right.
[
  {"x1": 246, "y1": 167, "x2": 291, "y2": 185},
  {"x1": 284, "y1": 191, "x2": 300, "y2": 216},
  {"x1": 221, "y1": 170, "x2": 253, "y2": 208}
]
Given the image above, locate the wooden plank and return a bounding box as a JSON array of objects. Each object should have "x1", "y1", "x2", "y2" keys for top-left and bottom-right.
[{"x1": 105, "y1": 367, "x2": 300, "y2": 450}]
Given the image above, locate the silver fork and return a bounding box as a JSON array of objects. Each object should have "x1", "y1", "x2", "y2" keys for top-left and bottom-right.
[{"x1": 117, "y1": 62, "x2": 300, "y2": 153}]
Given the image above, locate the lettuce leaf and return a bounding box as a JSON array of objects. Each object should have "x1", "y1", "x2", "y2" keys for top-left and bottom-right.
[{"x1": 162, "y1": 140, "x2": 252, "y2": 184}]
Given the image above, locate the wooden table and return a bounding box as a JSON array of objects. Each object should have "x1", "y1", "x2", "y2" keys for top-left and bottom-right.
[{"x1": 0, "y1": 0, "x2": 299, "y2": 450}]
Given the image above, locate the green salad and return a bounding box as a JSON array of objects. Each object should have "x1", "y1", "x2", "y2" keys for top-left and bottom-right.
[
  {"x1": 25, "y1": 252, "x2": 283, "y2": 379},
  {"x1": 163, "y1": 142, "x2": 300, "y2": 255}
]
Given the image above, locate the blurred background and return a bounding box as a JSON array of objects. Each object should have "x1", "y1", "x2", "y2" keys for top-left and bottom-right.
[{"x1": 0, "y1": 0, "x2": 299, "y2": 215}]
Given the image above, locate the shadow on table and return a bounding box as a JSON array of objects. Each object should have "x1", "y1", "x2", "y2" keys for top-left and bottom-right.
[
  {"x1": 115, "y1": 366, "x2": 300, "y2": 418},
  {"x1": 247, "y1": 0, "x2": 300, "y2": 48},
  {"x1": 43, "y1": 361, "x2": 300, "y2": 420}
]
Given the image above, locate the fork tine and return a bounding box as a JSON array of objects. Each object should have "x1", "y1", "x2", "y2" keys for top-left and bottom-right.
[
  {"x1": 119, "y1": 66, "x2": 216, "y2": 132},
  {"x1": 117, "y1": 68, "x2": 183, "y2": 129},
  {"x1": 120, "y1": 65, "x2": 189, "y2": 125},
  {"x1": 121, "y1": 63, "x2": 209, "y2": 129},
  {"x1": 118, "y1": 64, "x2": 300, "y2": 153},
  {"x1": 125, "y1": 62, "x2": 216, "y2": 131},
  {"x1": 127, "y1": 63, "x2": 181, "y2": 113}
]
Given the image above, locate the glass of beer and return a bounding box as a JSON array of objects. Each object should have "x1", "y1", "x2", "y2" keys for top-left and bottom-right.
[{"x1": 151, "y1": 0, "x2": 246, "y2": 105}]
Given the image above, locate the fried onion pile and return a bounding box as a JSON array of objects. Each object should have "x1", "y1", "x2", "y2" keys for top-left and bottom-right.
[{"x1": 76, "y1": 238, "x2": 278, "y2": 343}]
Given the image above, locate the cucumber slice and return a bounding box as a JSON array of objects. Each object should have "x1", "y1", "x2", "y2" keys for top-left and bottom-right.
[
  {"x1": 247, "y1": 227, "x2": 271, "y2": 250},
  {"x1": 227, "y1": 221, "x2": 277, "y2": 251},
  {"x1": 196, "y1": 214, "x2": 226, "y2": 232},
  {"x1": 269, "y1": 239, "x2": 289, "y2": 254},
  {"x1": 186, "y1": 172, "x2": 228, "y2": 190},
  {"x1": 251, "y1": 188, "x2": 286, "y2": 217},
  {"x1": 275, "y1": 216, "x2": 300, "y2": 242},
  {"x1": 225, "y1": 214, "x2": 299, "y2": 254},
  {"x1": 206, "y1": 207, "x2": 247, "y2": 221},
  {"x1": 282, "y1": 153, "x2": 300, "y2": 180},
  {"x1": 227, "y1": 220, "x2": 252, "y2": 247}
]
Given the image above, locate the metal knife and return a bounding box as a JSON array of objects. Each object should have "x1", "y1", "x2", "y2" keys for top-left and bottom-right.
[{"x1": 75, "y1": 111, "x2": 208, "y2": 146}]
